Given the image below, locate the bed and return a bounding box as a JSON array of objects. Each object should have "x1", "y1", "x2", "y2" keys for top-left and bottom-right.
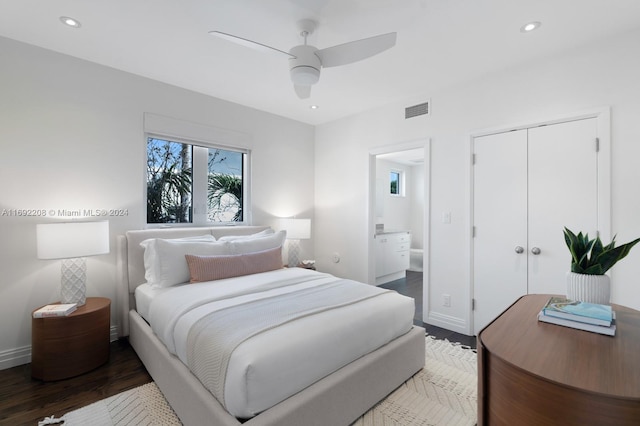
[{"x1": 116, "y1": 226, "x2": 425, "y2": 426}]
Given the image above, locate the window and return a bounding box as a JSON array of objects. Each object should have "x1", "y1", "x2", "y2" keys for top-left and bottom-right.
[
  {"x1": 207, "y1": 147, "x2": 244, "y2": 222},
  {"x1": 390, "y1": 170, "x2": 402, "y2": 196},
  {"x1": 147, "y1": 138, "x2": 193, "y2": 223},
  {"x1": 146, "y1": 136, "x2": 248, "y2": 225}
]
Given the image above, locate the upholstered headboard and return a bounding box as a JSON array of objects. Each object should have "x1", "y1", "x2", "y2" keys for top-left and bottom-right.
[{"x1": 116, "y1": 226, "x2": 270, "y2": 337}]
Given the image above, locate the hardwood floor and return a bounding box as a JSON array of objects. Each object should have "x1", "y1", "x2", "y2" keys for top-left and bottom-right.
[
  {"x1": 381, "y1": 271, "x2": 477, "y2": 348},
  {"x1": 0, "y1": 339, "x2": 151, "y2": 425},
  {"x1": 1, "y1": 271, "x2": 473, "y2": 424}
]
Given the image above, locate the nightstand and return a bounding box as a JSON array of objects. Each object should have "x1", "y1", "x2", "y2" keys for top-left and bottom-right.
[
  {"x1": 31, "y1": 297, "x2": 110, "y2": 381},
  {"x1": 298, "y1": 260, "x2": 316, "y2": 270},
  {"x1": 297, "y1": 264, "x2": 316, "y2": 270}
]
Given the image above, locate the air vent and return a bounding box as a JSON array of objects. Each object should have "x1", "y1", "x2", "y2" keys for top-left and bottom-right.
[{"x1": 405, "y1": 101, "x2": 430, "y2": 119}]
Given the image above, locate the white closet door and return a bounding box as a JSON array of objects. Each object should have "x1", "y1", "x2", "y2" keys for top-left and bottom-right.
[
  {"x1": 473, "y1": 118, "x2": 599, "y2": 335},
  {"x1": 472, "y1": 129, "x2": 528, "y2": 335},
  {"x1": 527, "y1": 118, "x2": 598, "y2": 294}
]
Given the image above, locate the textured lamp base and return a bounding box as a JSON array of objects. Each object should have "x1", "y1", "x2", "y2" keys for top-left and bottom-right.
[
  {"x1": 288, "y1": 239, "x2": 301, "y2": 268},
  {"x1": 61, "y1": 257, "x2": 87, "y2": 306}
]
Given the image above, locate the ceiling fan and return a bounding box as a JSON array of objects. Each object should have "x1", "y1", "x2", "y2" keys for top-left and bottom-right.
[{"x1": 209, "y1": 19, "x2": 397, "y2": 99}]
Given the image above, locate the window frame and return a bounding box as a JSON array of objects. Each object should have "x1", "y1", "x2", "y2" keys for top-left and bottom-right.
[
  {"x1": 389, "y1": 169, "x2": 405, "y2": 197},
  {"x1": 145, "y1": 132, "x2": 251, "y2": 227}
]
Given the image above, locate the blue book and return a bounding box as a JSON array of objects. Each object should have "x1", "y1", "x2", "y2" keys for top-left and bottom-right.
[
  {"x1": 538, "y1": 310, "x2": 616, "y2": 336},
  {"x1": 542, "y1": 296, "x2": 613, "y2": 326}
]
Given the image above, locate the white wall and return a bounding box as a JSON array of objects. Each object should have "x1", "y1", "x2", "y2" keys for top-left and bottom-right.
[
  {"x1": 410, "y1": 163, "x2": 425, "y2": 250},
  {"x1": 315, "y1": 28, "x2": 640, "y2": 334},
  {"x1": 374, "y1": 158, "x2": 424, "y2": 250},
  {"x1": 375, "y1": 158, "x2": 412, "y2": 232},
  {"x1": 0, "y1": 36, "x2": 315, "y2": 368}
]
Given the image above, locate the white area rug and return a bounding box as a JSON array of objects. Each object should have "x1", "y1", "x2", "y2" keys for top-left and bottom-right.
[
  {"x1": 44, "y1": 382, "x2": 180, "y2": 426},
  {"x1": 352, "y1": 335, "x2": 477, "y2": 426},
  {"x1": 49, "y1": 336, "x2": 477, "y2": 426}
]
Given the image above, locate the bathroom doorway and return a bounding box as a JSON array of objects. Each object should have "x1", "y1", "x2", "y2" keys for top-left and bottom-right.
[{"x1": 368, "y1": 140, "x2": 430, "y2": 321}]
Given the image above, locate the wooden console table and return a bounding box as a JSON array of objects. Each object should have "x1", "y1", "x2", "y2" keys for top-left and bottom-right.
[{"x1": 478, "y1": 294, "x2": 640, "y2": 425}]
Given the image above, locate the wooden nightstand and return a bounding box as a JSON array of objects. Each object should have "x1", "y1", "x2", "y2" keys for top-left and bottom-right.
[
  {"x1": 32, "y1": 297, "x2": 111, "y2": 381},
  {"x1": 478, "y1": 294, "x2": 640, "y2": 425}
]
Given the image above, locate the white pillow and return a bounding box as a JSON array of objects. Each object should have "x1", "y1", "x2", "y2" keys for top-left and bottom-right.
[
  {"x1": 217, "y1": 228, "x2": 274, "y2": 241},
  {"x1": 140, "y1": 235, "x2": 225, "y2": 287},
  {"x1": 140, "y1": 235, "x2": 216, "y2": 282},
  {"x1": 140, "y1": 235, "x2": 216, "y2": 270},
  {"x1": 228, "y1": 230, "x2": 286, "y2": 255}
]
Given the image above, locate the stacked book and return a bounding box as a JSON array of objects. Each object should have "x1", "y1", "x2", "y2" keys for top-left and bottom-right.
[
  {"x1": 33, "y1": 303, "x2": 77, "y2": 318},
  {"x1": 537, "y1": 296, "x2": 616, "y2": 336}
]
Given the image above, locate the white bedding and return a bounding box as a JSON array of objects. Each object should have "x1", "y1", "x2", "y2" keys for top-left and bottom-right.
[
  {"x1": 139, "y1": 267, "x2": 414, "y2": 419},
  {"x1": 134, "y1": 282, "x2": 171, "y2": 320}
]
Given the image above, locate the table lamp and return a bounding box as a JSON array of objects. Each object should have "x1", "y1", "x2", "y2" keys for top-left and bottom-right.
[
  {"x1": 280, "y1": 218, "x2": 311, "y2": 267},
  {"x1": 37, "y1": 220, "x2": 110, "y2": 306}
]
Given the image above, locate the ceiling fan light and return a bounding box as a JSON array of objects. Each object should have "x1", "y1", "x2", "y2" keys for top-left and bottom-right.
[{"x1": 290, "y1": 66, "x2": 320, "y2": 85}]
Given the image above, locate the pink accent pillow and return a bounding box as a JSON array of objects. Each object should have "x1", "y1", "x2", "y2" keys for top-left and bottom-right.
[{"x1": 185, "y1": 247, "x2": 283, "y2": 283}]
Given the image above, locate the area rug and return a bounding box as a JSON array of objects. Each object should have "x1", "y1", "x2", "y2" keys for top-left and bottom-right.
[
  {"x1": 352, "y1": 335, "x2": 477, "y2": 426},
  {"x1": 39, "y1": 382, "x2": 181, "y2": 426},
  {"x1": 47, "y1": 336, "x2": 477, "y2": 426}
]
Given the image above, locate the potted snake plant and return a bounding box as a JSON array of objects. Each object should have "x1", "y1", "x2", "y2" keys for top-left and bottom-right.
[{"x1": 563, "y1": 227, "x2": 640, "y2": 304}]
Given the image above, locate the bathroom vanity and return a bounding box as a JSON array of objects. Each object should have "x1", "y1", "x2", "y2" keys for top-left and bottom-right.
[{"x1": 375, "y1": 231, "x2": 411, "y2": 285}]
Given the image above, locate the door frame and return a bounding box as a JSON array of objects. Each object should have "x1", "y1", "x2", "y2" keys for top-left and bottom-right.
[
  {"x1": 368, "y1": 138, "x2": 431, "y2": 317},
  {"x1": 466, "y1": 107, "x2": 611, "y2": 335}
]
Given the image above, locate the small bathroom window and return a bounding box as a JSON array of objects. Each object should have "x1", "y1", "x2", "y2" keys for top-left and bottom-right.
[{"x1": 390, "y1": 170, "x2": 404, "y2": 196}]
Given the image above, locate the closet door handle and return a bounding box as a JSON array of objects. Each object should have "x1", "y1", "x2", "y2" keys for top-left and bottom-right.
[
  {"x1": 531, "y1": 247, "x2": 541, "y2": 255},
  {"x1": 514, "y1": 246, "x2": 524, "y2": 254}
]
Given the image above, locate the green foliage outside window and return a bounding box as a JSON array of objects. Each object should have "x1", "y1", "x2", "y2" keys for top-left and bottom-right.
[
  {"x1": 207, "y1": 149, "x2": 243, "y2": 222},
  {"x1": 146, "y1": 138, "x2": 192, "y2": 223},
  {"x1": 390, "y1": 171, "x2": 400, "y2": 195},
  {"x1": 147, "y1": 138, "x2": 244, "y2": 224}
]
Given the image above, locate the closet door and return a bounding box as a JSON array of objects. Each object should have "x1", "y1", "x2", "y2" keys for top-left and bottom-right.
[
  {"x1": 527, "y1": 118, "x2": 598, "y2": 294},
  {"x1": 472, "y1": 129, "x2": 528, "y2": 335},
  {"x1": 472, "y1": 118, "x2": 599, "y2": 335}
]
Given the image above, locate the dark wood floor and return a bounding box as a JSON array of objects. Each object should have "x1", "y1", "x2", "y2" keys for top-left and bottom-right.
[
  {"x1": 381, "y1": 271, "x2": 477, "y2": 348},
  {"x1": 1, "y1": 271, "x2": 473, "y2": 424},
  {"x1": 0, "y1": 339, "x2": 151, "y2": 425}
]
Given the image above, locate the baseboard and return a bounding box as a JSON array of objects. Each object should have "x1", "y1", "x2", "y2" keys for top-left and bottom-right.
[
  {"x1": 0, "y1": 325, "x2": 120, "y2": 370},
  {"x1": 424, "y1": 311, "x2": 470, "y2": 336},
  {"x1": 0, "y1": 345, "x2": 31, "y2": 370},
  {"x1": 110, "y1": 325, "x2": 119, "y2": 342}
]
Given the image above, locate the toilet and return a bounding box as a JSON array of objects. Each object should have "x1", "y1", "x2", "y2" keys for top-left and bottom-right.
[{"x1": 409, "y1": 248, "x2": 423, "y2": 272}]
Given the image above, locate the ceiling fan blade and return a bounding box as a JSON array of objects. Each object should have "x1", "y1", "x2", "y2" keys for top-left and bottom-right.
[
  {"x1": 208, "y1": 31, "x2": 294, "y2": 58},
  {"x1": 294, "y1": 84, "x2": 311, "y2": 99},
  {"x1": 316, "y1": 32, "x2": 397, "y2": 68}
]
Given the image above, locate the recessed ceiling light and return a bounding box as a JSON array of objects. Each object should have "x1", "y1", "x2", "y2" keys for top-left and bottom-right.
[
  {"x1": 60, "y1": 16, "x2": 81, "y2": 28},
  {"x1": 520, "y1": 21, "x2": 541, "y2": 33},
  {"x1": 310, "y1": 105, "x2": 319, "y2": 110}
]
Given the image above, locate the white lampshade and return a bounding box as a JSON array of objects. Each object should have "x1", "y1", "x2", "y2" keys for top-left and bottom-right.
[
  {"x1": 280, "y1": 218, "x2": 311, "y2": 240},
  {"x1": 36, "y1": 220, "x2": 110, "y2": 306},
  {"x1": 37, "y1": 221, "x2": 110, "y2": 259}
]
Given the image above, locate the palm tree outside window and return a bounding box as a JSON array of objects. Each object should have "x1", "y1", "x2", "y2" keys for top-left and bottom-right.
[{"x1": 146, "y1": 137, "x2": 247, "y2": 225}]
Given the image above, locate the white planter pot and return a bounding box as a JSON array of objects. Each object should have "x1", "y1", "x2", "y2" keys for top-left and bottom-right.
[{"x1": 566, "y1": 272, "x2": 610, "y2": 304}]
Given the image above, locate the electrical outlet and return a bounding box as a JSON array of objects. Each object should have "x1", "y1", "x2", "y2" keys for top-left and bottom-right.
[{"x1": 443, "y1": 294, "x2": 451, "y2": 307}]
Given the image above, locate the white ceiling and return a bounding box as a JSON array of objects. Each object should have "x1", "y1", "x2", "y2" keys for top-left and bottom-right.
[
  {"x1": 2, "y1": 1, "x2": 640, "y2": 125},
  {"x1": 377, "y1": 148, "x2": 425, "y2": 165}
]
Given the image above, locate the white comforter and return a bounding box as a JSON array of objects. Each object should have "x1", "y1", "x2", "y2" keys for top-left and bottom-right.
[{"x1": 145, "y1": 267, "x2": 414, "y2": 419}]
